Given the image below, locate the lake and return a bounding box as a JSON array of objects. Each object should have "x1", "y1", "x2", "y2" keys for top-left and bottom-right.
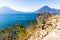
[{"x1": 0, "y1": 13, "x2": 37, "y2": 29}]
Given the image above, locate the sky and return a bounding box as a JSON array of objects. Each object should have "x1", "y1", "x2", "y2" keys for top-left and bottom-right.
[{"x1": 0, "y1": 0, "x2": 60, "y2": 12}]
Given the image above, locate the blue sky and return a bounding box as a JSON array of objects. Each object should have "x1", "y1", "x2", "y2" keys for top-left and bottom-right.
[{"x1": 0, "y1": 0, "x2": 60, "y2": 12}]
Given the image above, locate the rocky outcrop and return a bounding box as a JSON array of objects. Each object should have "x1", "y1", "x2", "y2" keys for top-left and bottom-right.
[
  {"x1": 42, "y1": 15, "x2": 60, "y2": 40},
  {"x1": 27, "y1": 15, "x2": 60, "y2": 40}
]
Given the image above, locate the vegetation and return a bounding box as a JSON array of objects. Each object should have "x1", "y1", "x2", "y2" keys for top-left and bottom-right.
[{"x1": 0, "y1": 24, "x2": 26, "y2": 40}]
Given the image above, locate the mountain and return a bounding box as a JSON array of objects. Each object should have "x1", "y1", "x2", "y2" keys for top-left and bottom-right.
[
  {"x1": 1, "y1": 6, "x2": 60, "y2": 14},
  {"x1": 0, "y1": 7, "x2": 23, "y2": 14},
  {"x1": 36, "y1": 6, "x2": 60, "y2": 14},
  {"x1": 0, "y1": 7, "x2": 36, "y2": 14}
]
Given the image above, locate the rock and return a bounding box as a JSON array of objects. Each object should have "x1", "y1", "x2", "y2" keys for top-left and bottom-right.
[
  {"x1": 28, "y1": 15, "x2": 60, "y2": 40},
  {"x1": 42, "y1": 15, "x2": 60, "y2": 40},
  {"x1": 42, "y1": 29, "x2": 60, "y2": 40}
]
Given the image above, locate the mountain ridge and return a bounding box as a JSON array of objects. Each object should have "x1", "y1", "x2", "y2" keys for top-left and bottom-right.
[
  {"x1": 0, "y1": 7, "x2": 23, "y2": 14},
  {"x1": 0, "y1": 6, "x2": 60, "y2": 14},
  {"x1": 35, "y1": 6, "x2": 60, "y2": 14}
]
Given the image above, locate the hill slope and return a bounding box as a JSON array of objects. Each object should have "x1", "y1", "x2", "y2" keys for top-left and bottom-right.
[{"x1": 28, "y1": 15, "x2": 60, "y2": 40}]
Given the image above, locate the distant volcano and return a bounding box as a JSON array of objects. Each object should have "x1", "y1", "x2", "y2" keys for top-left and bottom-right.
[
  {"x1": 0, "y1": 7, "x2": 23, "y2": 14},
  {"x1": 36, "y1": 6, "x2": 60, "y2": 14}
]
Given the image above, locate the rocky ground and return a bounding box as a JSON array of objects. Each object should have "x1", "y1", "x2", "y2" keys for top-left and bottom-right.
[
  {"x1": 28, "y1": 15, "x2": 60, "y2": 40},
  {"x1": 42, "y1": 15, "x2": 60, "y2": 40}
]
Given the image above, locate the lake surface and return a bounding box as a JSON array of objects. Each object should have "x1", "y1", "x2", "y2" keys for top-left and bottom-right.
[{"x1": 0, "y1": 13, "x2": 37, "y2": 29}]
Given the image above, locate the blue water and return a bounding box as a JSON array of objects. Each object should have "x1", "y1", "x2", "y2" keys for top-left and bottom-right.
[{"x1": 0, "y1": 13, "x2": 37, "y2": 29}]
